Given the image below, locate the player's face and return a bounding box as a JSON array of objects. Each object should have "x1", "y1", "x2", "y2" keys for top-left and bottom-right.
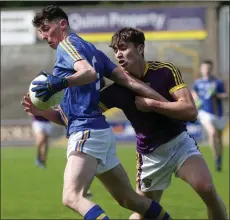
[
  {"x1": 200, "y1": 63, "x2": 211, "y2": 78},
  {"x1": 113, "y1": 42, "x2": 143, "y2": 72},
  {"x1": 38, "y1": 20, "x2": 67, "y2": 49}
]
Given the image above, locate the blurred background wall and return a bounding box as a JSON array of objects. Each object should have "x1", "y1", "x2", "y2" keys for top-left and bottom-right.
[{"x1": 1, "y1": 1, "x2": 229, "y2": 145}]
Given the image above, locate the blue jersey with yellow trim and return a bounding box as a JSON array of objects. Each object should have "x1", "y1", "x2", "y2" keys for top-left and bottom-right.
[
  {"x1": 193, "y1": 76, "x2": 225, "y2": 116},
  {"x1": 54, "y1": 32, "x2": 117, "y2": 137}
]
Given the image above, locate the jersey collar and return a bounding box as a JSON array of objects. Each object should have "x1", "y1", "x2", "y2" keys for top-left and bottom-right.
[
  {"x1": 125, "y1": 61, "x2": 149, "y2": 78},
  {"x1": 143, "y1": 61, "x2": 149, "y2": 77}
]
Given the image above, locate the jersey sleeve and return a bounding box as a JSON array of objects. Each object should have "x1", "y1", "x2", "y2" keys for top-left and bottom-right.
[
  {"x1": 58, "y1": 36, "x2": 87, "y2": 69},
  {"x1": 216, "y1": 79, "x2": 226, "y2": 93},
  {"x1": 165, "y1": 62, "x2": 187, "y2": 94},
  {"x1": 98, "y1": 50, "x2": 117, "y2": 78},
  {"x1": 57, "y1": 105, "x2": 68, "y2": 127},
  {"x1": 99, "y1": 84, "x2": 117, "y2": 112}
]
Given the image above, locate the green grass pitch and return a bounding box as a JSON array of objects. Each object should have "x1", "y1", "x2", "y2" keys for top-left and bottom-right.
[{"x1": 1, "y1": 144, "x2": 229, "y2": 219}]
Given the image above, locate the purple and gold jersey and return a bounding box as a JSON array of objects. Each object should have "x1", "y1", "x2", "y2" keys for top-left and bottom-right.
[{"x1": 99, "y1": 61, "x2": 187, "y2": 154}]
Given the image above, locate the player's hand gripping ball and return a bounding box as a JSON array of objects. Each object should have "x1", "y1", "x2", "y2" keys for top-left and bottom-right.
[{"x1": 29, "y1": 72, "x2": 65, "y2": 110}]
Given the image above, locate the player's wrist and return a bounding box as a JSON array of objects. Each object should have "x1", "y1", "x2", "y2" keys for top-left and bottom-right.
[
  {"x1": 35, "y1": 108, "x2": 44, "y2": 116},
  {"x1": 59, "y1": 77, "x2": 69, "y2": 90},
  {"x1": 51, "y1": 77, "x2": 69, "y2": 92}
]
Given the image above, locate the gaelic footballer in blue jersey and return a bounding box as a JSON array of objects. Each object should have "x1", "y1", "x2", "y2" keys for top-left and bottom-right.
[
  {"x1": 28, "y1": 5, "x2": 173, "y2": 220},
  {"x1": 192, "y1": 60, "x2": 228, "y2": 172}
]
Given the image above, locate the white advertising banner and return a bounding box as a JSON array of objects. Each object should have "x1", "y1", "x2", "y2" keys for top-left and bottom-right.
[{"x1": 1, "y1": 10, "x2": 36, "y2": 45}]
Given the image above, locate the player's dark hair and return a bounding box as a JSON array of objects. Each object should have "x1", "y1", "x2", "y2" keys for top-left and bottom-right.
[
  {"x1": 201, "y1": 60, "x2": 213, "y2": 68},
  {"x1": 110, "y1": 27, "x2": 145, "y2": 49},
  {"x1": 32, "y1": 5, "x2": 69, "y2": 28}
]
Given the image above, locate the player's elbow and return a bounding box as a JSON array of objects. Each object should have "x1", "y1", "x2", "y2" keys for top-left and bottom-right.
[
  {"x1": 187, "y1": 105, "x2": 198, "y2": 122},
  {"x1": 87, "y1": 68, "x2": 97, "y2": 82}
]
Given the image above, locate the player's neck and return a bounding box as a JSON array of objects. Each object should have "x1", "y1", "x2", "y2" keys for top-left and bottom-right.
[
  {"x1": 129, "y1": 59, "x2": 147, "y2": 78},
  {"x1": 203, "y1": 74, "x2": 213, "y2": 80},
  {"x1": 62, "y1": 29, "x2": 72, "y2": 40}
]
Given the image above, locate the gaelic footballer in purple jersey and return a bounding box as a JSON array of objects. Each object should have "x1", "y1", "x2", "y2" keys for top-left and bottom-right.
[{"x1": 99, "y1": 61, "x2": 187, "y2": 154}]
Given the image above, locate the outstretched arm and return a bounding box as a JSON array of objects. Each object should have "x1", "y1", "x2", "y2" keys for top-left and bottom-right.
[
  {"x1": 110, "y1": 66, "x2": 168, "y2": 102},
  {"x1": 99, "y1": 50, "x2": 168, "y2": 102}
]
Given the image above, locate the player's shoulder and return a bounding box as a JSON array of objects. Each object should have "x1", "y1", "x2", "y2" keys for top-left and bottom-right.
[
  {"x1": 194, "y1": 78, "x2": 203, "y2": 85},
  {"x1": 68, "y1": 33, "x2": 85, "y2": 46},
  {"x1": 58, "y1": 33, "x2": 83, "y2": 50},
  {"x1": 152, "y1": 60, "x2": 179, "y2": 72},
  {"x1": 68, "y1": 32, "x2": 78, "y2": 40},
  {"x1": 214, "y1": 77, "x2": 224, "y2": 84},
  {"x1": 148, "y1": 61, "x2": 181, "y2": 79},
  {"x1": 154, "y1": 60, "x2": 178, "y2": 68}
]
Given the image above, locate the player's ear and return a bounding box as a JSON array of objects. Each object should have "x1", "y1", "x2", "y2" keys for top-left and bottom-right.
[
  {"x1": 60, "y1": 19, "x2": 68, "y2": 30},
  {"x1": 137, "y1": 44, "x2": 144, "y2": 55}
]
